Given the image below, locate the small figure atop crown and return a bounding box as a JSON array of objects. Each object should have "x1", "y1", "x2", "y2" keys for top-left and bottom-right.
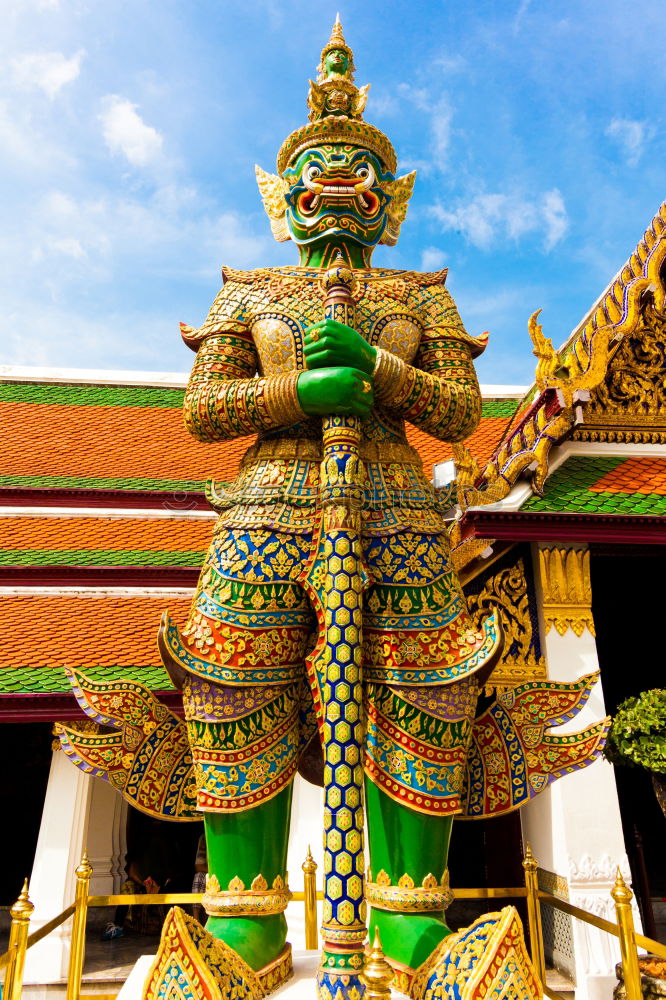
[{"x1": 307, "y1": 15, "x2": 370, "y2": 122}]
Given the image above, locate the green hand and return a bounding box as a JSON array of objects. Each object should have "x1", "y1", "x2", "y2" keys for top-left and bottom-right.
[
  {"x1": 304, "y1": 319, "x2": 377, "y2": 376},
  {"x1": 297, "y1": 367, "x2": 374, "y2": 417}
]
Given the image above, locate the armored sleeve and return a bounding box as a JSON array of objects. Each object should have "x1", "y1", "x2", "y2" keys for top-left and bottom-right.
[
  {"x1": 372, "y1": 281, "x2": 483, "y2": 442},
  {"x1": 182, "y1": 276, "x2": 306, "y2": 443}
]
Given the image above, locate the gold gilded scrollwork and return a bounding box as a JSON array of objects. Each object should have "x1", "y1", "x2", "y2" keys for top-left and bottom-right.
[
  {"x1": 465, "y1": 558, "x2": 546, "y2": 691},
  {"x1": 203, "y1": 872, "x2": 292, "y2": 917},
  {"x1": 538, "y1": 546, "x2": 594, "y2": 638},
  {"x1": 366, "y1": 870, "x2": 453, "y2": 912},
  {"x1": 575, "y1": 300, "x2": 666, "y2": 442},
  {"x1": 379, "y1": 171, "x2": 417, "y2": 246},
  {"x1": 254, "y1": 166, "x2": 290, "y2": 242},
  {"x1": 450, "y1": 204, "x2": 666, "y2": 521}
]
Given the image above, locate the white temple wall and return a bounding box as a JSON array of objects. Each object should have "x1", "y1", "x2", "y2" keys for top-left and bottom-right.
[
  {"x1": 520, "y1": 542, "x2": 639, "y2": 1000},
  {"x1": 23, "y1": 749, "x2": 92, "y2": 983},
  {"x1": 23, "y1": 751, "x2": 128, "y2": 984}
]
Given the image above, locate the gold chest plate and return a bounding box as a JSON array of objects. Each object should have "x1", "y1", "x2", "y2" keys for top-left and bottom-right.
[{"x1": 252, "y1": 303, "x2": 422, "y2": 376}]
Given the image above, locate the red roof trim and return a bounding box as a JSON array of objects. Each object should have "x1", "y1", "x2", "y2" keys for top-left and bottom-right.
[
  {"x1": 0, "y1": 567, "x2": 201, "y2": 587},
  {"x1": 0, "y1": 487, "x2": 210, "y2": 510},
  {"x1": 462, "y1": 510, "x2": 666, "y2": 545},
  {"x1": 0, "y1": 690, "x2": 184, "y2": 723}
]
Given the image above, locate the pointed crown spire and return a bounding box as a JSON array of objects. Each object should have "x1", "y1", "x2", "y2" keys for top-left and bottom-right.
[
  {"x1": 276, "y1": 19, "x2": 397, "y2": 175},
  {"x1": 317, "y1": 14, "x2": 356, "y2": 82}
]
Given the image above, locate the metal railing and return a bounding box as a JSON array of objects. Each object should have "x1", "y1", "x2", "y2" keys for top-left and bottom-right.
[{"x1": 1, "y1": 844, "x2": 665, "y2": 999}]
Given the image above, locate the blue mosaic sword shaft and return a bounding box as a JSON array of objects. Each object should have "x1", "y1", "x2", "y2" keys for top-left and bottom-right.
[{"x1": 316, "y1": 258, "x2": 368, "y2": 994}]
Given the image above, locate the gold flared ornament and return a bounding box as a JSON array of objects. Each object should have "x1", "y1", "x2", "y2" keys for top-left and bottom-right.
[{"x1": 362, "y1": 928, "x2": 394, "y2": 1000}]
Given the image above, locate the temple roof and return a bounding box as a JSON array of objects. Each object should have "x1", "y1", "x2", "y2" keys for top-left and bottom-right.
[
  {"x1": 453, "y1": 201, "x2": 666, "y2": 572},
  {"x1": 520, "y1": 456, "x2": 666, "y2": 516},
  {"x1": 0, "y1": 377, "x2": 520, "y2": 498}
]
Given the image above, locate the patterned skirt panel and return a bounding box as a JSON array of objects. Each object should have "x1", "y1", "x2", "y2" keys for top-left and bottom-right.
[{"x1": 171, "y1": 525, "x2": 497, "y2": 815}]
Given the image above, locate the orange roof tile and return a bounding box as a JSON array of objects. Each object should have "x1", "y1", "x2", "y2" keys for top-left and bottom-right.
[
  {"x1": 0, "y1": 388, "x2": 519, "y2": 489},
  {"x1": 0, "y1": 596, "x2": 189, "y2": 668},
  {"x1": 0, "y1": 402, "x2": 231, "y2": 482},
  {"x1": 589, "y1": 457, "x2": 666, "y2": 496},
  {"x1": 406, "y1": 418, "x2": 513, "y2": 474},
  {"x1": 0, "y1": 516, "x2": 214, "y2": 553}
]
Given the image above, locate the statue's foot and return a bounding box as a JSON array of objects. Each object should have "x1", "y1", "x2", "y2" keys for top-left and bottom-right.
[
  {"x1": 206, "y1": 913, "x2": 287, "y2": 971},
  {"x1": 144, "y1": 907, "x2": 293, "y2": 1000},
  {"x1": 409, "y1": 907, "x2": 540, "y2": 1000},
  {"x1": 370, "y1": 910, "x2": 451, "y2": 985}
]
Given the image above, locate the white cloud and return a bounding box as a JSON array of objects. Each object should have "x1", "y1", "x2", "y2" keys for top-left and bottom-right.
[
  {"x1": 11, "y1": 50, "x2": 84, "y2": 99},
  {"x1": 432, "y1": 54, "x2": 466, "y2": 74},
  {"x1": 542, "y1": 189, "x2": 568, "y2": 249},
  {"x1": 397, "y1": 83, "x2": 430, "y2": 112},
  {"x1": 0, "y1": 178, "x2": 284, "y2": 369},
  {"x1": 421, "y1": 246, "x2": 447, "y2": 270},
  {"x1": 99, "y1": 96, "x2": 164, "y2": 167},
  {"x1": 393, "y1": 85, "x2": 455, "y2": 168},
  {"x1": 513, "y1": 0, "x2": 532, "y2": 32},
  {"x1": 430, "y1": 97, "x2": 454, "y2": 163},
  {"x1": 430, "y1": 188, "x2": 568, "y2": 251},
  {"x1": 605, "y1": 118, "x2": 652, "y2": 167}
]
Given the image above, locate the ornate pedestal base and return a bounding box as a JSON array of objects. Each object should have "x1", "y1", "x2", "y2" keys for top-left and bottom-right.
[
  {"x1": 409, "y1": 907, "x2": 540, "y2": 1000},
  {"x1": 316, "y1": 967, "x2": 365, "y2": 1000},
  {"x1": 143, "y1": 907, "x2": 293, "y2": 1000}
]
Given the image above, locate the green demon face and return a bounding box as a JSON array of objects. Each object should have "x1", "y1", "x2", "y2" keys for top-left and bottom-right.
[
  {"x1": 324, "y1": 48, "x2": 349, "y2": 76},
  {"x1": 283, "y1": 145, "x2": 394, "y2": 250}
]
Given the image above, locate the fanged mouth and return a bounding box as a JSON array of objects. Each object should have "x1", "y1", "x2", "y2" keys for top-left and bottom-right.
[{"x1": 299, "y1": 183, "x2": 379, "y2": 214}]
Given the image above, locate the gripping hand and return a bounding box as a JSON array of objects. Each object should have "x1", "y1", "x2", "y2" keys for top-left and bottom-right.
[
  {"x1": 304, "y1": 319, "x2": 377, "y2": 377},
  {"x1": 297, "y1": 367, "x2": 374, "y2": 417}
]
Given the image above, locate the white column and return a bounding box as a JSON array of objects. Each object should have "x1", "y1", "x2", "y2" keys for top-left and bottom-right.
[
  {"x1": 23, "y1": 749, "x2": 93, "y2": 984},
  {"x1": 520, "y1": 544, "x2": 639, "y2": 1000},
  {"x1": 286, "y1": 774, "x2": 324, "y2": 951},
  {"x1": 87, "y1": 778, "x2": 128, "y2": 895}
]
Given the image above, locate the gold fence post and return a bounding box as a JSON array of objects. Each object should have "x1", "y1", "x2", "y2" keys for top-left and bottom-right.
[
  {"x1": 522, "y1": 844, "x2": 546, "y2": 990},
  {"x1": 611, "y1": 869, "x2": 643, "y2": 1000},
  {"x1": 302, "y1": 846, "x2": 318, "y2": 951},
  {"x1": 66, "y1": 849, "x2": 93, "y2": 1000},
  {"x1": 4, "y1": 879, "x2": 34, "y2": 1000}
]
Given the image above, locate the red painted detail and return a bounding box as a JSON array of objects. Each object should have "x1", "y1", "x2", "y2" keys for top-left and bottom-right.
[
  {"x1": 462, "y1": 510, "x2": 666, "y2": 545},
  {"x1": 0, "y1": 690, "x2": 184, "y2": 722},
  {"x1": 0, "y1": 566, "x2": 200, "y2": 587},
  {"x1": 0, "y1": 487, "x2": 209, "y2": 510}
]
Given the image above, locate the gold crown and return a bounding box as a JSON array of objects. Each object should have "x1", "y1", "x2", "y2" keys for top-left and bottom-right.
[
  {"x1": 276, "y1": 17, "x2": 397, "y2": 176},
  {"x1": 276, "y1": 119, "x2": 397, "y2": 176}
]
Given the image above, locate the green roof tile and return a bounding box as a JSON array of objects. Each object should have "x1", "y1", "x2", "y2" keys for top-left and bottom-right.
[
  {"x1": 0, "y1": 474, "x2": 206, "y2": 492},
  {"x1": 0, "y1": 549, "x2": 205, "y2": 568},
  {"x1": 0, "y1": 664, "x2": 174, "y2": 694},
  {"x1": 0, "y1": 383, "x2": 185, "y2": 408},
  {"x1": 480, "y1": 399, "x2": 522, "y2": 418},
  {"x1": 522, "y1": 456, "x2": 666, "y2": 515}
]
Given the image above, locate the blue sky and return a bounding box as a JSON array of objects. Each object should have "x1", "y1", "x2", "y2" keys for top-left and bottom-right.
[{"x1": 2, "y1": 0, "x2": 665, "y2": 384}]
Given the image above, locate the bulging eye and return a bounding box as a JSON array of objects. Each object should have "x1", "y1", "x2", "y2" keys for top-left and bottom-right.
[
  {"x1": 305, "y1": 163, "x2": 322, "y2": 181},
  {"x1": 355, "y1": 163, "x2": 375, "y2": 184}
]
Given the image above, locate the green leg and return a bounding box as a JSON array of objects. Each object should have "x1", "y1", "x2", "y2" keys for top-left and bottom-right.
[
  {"x1": 365, "y1": 779, "x2": 453, "y2": 970},
  {"x1": 204, "y1": 783, "x2": 293, "y2": 971}
]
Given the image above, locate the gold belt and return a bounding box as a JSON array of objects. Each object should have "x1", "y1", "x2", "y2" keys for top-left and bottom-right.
[{"x1": 241, "y1": 437, "x2": 423, "y2": 467}]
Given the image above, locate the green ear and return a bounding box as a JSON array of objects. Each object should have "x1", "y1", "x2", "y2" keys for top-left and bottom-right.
[
  {"x1": 255, "y1": 165, "x2": 291, "y2": 242},
  {"x1": 379, "y1": 170, "x2": 417, "y2": 246}
]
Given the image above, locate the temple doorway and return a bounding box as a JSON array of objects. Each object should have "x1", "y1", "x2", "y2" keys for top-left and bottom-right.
[
  {"x1": 447, "y1": 809, "x2": 525, "y2": 930},
  {"x1": 591, "y1": 546, "x2": 666, "y2": 940},
  {"x1": 0, "y1": 722, "x2": 53, "y2": 903}
]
